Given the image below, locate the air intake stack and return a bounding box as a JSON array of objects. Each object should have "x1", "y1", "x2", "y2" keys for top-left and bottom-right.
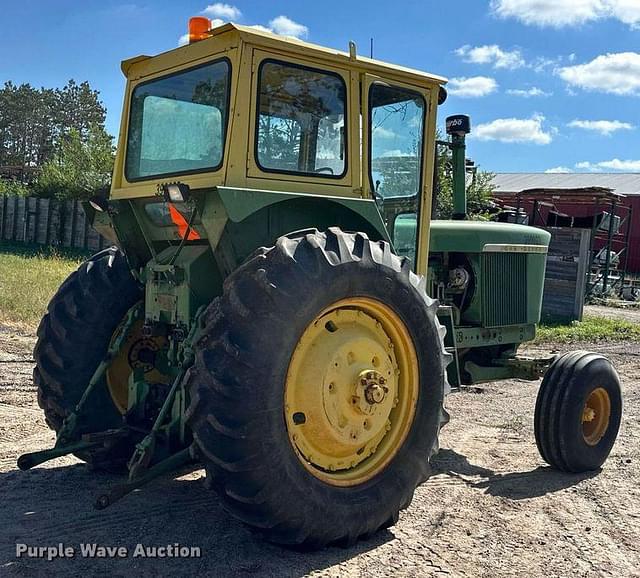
[{"x1": 446, "y1": 115, "x2": 471, "y2": 220}]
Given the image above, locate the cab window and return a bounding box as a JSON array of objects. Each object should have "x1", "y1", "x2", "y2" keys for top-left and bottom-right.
[
  {"x1": 369, "y1": 84, "x2": 425, "y2": 198},
  {"x1": 126, "y1": 59, "x2": 231, "y2": 181},
  {"x1": 369, "y1": 83, "x2": 426, "y2": 263},
  {"x1": 256, "y1": 60, "x2": 347, "y2": 178}
]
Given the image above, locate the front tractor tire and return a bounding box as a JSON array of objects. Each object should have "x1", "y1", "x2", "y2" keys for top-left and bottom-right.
[
  {"x1": 535, "y1": 351, "x2": 622, "y2": 473},
  {"x1": 33, "y1": 247, "x2": 142, "y2": 470},
  {"x1": 186, "y1": 228, "x2": 450, "y2": 547}
]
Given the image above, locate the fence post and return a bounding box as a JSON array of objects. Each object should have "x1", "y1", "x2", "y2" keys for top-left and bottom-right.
[
  {"x1": 11, "y1": 196, "x2": 18, "y2": 241},
  {"x1": 43, "y1": 198, "x2": 51, "y2": 245},
  {"x1": 70, "y1": 199, "x2": 78, "y2": 248},
  {"x1": 33, "y1": 197, "x2": 40, "y2": 244},
  {"x1": 0, "y1": 195, "x2": 5, "y2": 239}
]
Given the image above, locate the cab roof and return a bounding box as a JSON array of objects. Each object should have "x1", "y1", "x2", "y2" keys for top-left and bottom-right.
[{"x1": 121, "y1": 22, "x2": 448, "y2": 87}]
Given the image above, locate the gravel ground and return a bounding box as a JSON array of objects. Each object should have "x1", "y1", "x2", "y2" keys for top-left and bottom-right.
[
  {"x1": 585, "y1": 304, "x2": 640, "y2": 324},
  {"x1": 0, "y1": 323, "x2": 638, "y2": 577}
]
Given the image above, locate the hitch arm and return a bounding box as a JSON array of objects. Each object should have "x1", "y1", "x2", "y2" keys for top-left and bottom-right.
[
  {"x1": 17, "y1": 428, "x2": 129, "y2": 470},
  {"x1": 18, "y1": 440, "x2": 102, "y2": 470},
  {"x1": 95, "y1": 446, "x2": 194, "y2": 510}
]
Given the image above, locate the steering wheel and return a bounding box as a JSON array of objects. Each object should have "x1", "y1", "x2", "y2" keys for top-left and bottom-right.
[{"x1": 314, "y1": 166, "x2": 334, "y2": 175}]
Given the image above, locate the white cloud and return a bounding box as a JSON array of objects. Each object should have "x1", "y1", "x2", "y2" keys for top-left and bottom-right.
[
  {"x1": 381, "y1": 149, "x2": 404, "y2": 157},
  {"x1": 531, "y1": 56, "x2": 564, "y2": 73},
  {"x1": 248, "y1": 24, "x2": 273, "y2": 33},
  {"x1": 491, "y1": 0, "x2": 640, "y2": 28},
  {"x1": 247, "y1": 16, "x2": 309, "y2": 38},
  {"x1": 558, "y1": 52, "x2": 640, "y2": 95},
  {"x1": 373, "y1": 127, "x2": 397, "y2": 139},
  {"x1": 202, "y1": 3, "x2": 241, "y2": 20},
  {"x1": 474, "y1": 114, "x2": 553, "y2": 144},
  {"x1": 456, "y1": 44, "x2": 525, "y2": 69},
  {"x1": 577, "y1": 158, "x2": 640, "y2": 171},
  {"x1": 610, "y1": 0, "x2": 640, "y2": 27},
  {"x1": 568, "y1": 119, "x2": 634, "y2": 135},
  {"x1": 545, "y1": 166, "x2": 574, "y2": 173},
  {"x1": 448, "y1": 76, "x2": 498, "y2": 98},
  {"x1": 575, "y1": 161, "x2": 603, "y2": 172},
  {"x1": 491, "y1": 0, "x2": 603, "y2": 27},
  {"x1": 269, "y1": 15, "x2": 308, "y2": 38},
  {"x1": 507, "y1": 87, "x2": 551, "y2": 97}
]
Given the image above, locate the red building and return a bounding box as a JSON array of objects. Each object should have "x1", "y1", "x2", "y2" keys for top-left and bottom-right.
[{"x1": 492, "y1": 174, "x2": 640, "y2": 274}]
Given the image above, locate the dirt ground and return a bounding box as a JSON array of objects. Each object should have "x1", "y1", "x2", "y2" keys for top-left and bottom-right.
[
  {"x1": 1, "y1": 323, "x2": 639, "y2": 577},
  {"x1": 585, "y1": 304, "x2": 640, "y2": 324}
]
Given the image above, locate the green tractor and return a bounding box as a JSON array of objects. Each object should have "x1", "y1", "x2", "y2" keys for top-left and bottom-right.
[{"x1": 19, "y1": 19, "x2": 622, "y2": 547}]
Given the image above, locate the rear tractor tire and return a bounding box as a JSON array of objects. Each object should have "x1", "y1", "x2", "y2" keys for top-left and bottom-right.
[
  {"x1": 186, "y1": 228, "x2": 450, "y2": 547},
  {"x1": 33, "y1": 247, "x2": 142, "y2": 470},
  {"x1": 534, "y1": 351, "x2": 622, "y2": 473}
]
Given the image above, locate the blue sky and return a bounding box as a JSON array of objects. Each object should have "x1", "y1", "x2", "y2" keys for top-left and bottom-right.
[{"x1": 2, "y1": 0, "x2": 639, "y2": 173}]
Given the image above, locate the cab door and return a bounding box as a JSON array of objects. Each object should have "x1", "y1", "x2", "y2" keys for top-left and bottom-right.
[{"x1": 362, "y1": 75, "x2": 436, "y2": 275}]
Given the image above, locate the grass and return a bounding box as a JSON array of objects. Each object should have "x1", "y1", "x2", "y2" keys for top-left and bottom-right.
[
  {"x1": 0, "y1": 243, "x2": 87, "y2": 329},
  {"x1": 536, "y1": 315, "x2": 640, "y2": 344}
]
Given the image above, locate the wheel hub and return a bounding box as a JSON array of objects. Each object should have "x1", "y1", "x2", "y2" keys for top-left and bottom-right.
[
  {"x1": 284, "y1": 298, "x2": 419, "y2": 486},
  {"x1": 106, "y1": 317, "x2": 171, "y2": 414},
  {"x1": 356, "y1": 370, "x2": 389, "y2": 412},
  {"x1": 582, "y1": 387, "x2": 611, "y2": 446}
]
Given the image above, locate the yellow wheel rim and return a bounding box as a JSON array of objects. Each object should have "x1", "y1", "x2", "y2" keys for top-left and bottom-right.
[
  {"x1": 106, "y1": 319, "x2": 171, "y2": 414},
  {"x1": 284, "y1": 297, "x2": 419, "y2": 487},
  {"x1": 582, "y1": 387, "x2": 611, "y2": 446}
]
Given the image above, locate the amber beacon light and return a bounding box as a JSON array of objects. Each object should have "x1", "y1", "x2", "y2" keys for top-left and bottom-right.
[{"x1": 188, "y1": 16, "x2": 211, "y2": 43}]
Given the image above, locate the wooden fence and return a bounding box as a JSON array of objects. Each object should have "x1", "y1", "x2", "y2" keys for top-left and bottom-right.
[
  {"x1": 541, "y1": 227, "x2": 591, "y2": 322},
  {"x1": 0, "y1": 195, "x2": 109, "y2": 252}
]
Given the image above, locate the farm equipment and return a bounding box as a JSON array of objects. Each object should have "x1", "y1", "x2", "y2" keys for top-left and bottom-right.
[{"x1": 19, "y1": 19, "x2": 622, "y2": 547}]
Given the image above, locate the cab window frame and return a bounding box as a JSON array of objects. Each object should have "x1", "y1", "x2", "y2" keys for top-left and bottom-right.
[
  {"x1": 124, "y1": 56, "x2": 232, "y2": 183},
  {"x1": 254, "y1": 58, "x2": 349, "y2": 180}
]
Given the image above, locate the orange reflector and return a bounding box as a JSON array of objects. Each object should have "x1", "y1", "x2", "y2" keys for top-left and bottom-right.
[
  {"x1": 168, "y1": 204, "x2": 201, "y2": 240},
  {"x1": 188, "y1": 16, "x2": 211, "y2": 43}
]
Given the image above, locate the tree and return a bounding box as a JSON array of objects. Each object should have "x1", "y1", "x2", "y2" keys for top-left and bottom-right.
[
  {"x1": 54, "y1": 80, "x2": 106, "y2": 142},
  {"x1": 35, "y1": 126, "x2": 114, "y2": 200},
  {"x1": 0, "y1": 178, "x2": 29, "y2": 196},
  {"x1": 0, "y1": 79, "x2": 110, "y2": 195},
  {"x1": 434, "y1": 133, "x2": 496, "y2": 219}
]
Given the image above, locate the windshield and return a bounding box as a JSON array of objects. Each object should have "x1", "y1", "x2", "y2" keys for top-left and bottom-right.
[{"x1": 125, "y1": 59, "x2": 230, "y2": 181}]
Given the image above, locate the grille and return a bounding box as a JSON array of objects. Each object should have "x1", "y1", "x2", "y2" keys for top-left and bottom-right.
[{"x1": 481, "y1": 252, "x2": 528, "y2": 327}]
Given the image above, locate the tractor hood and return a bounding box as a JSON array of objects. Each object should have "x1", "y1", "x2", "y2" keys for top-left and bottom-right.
[{"x1": 429, "y1": 220, "x2": 551, "y2": 253}]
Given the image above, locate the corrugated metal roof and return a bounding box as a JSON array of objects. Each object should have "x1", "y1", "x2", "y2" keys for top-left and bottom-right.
[{"x1": 493, "y1": 173, "x2": 640, "y2": 195}]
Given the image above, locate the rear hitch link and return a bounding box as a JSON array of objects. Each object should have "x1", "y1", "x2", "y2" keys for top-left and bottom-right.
[
  {"x1": 94, "y1": 446, "x2": 195, "y2": 510},
  {"x1": 18, "y1": 305, "x2": 206, "y2": 509},
  {"x1": 98, "y1": 311, "x2": 205, "y2": 508},
  {"x1": 16, "y1": 306, "x2": 142, "y2": 471}
]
